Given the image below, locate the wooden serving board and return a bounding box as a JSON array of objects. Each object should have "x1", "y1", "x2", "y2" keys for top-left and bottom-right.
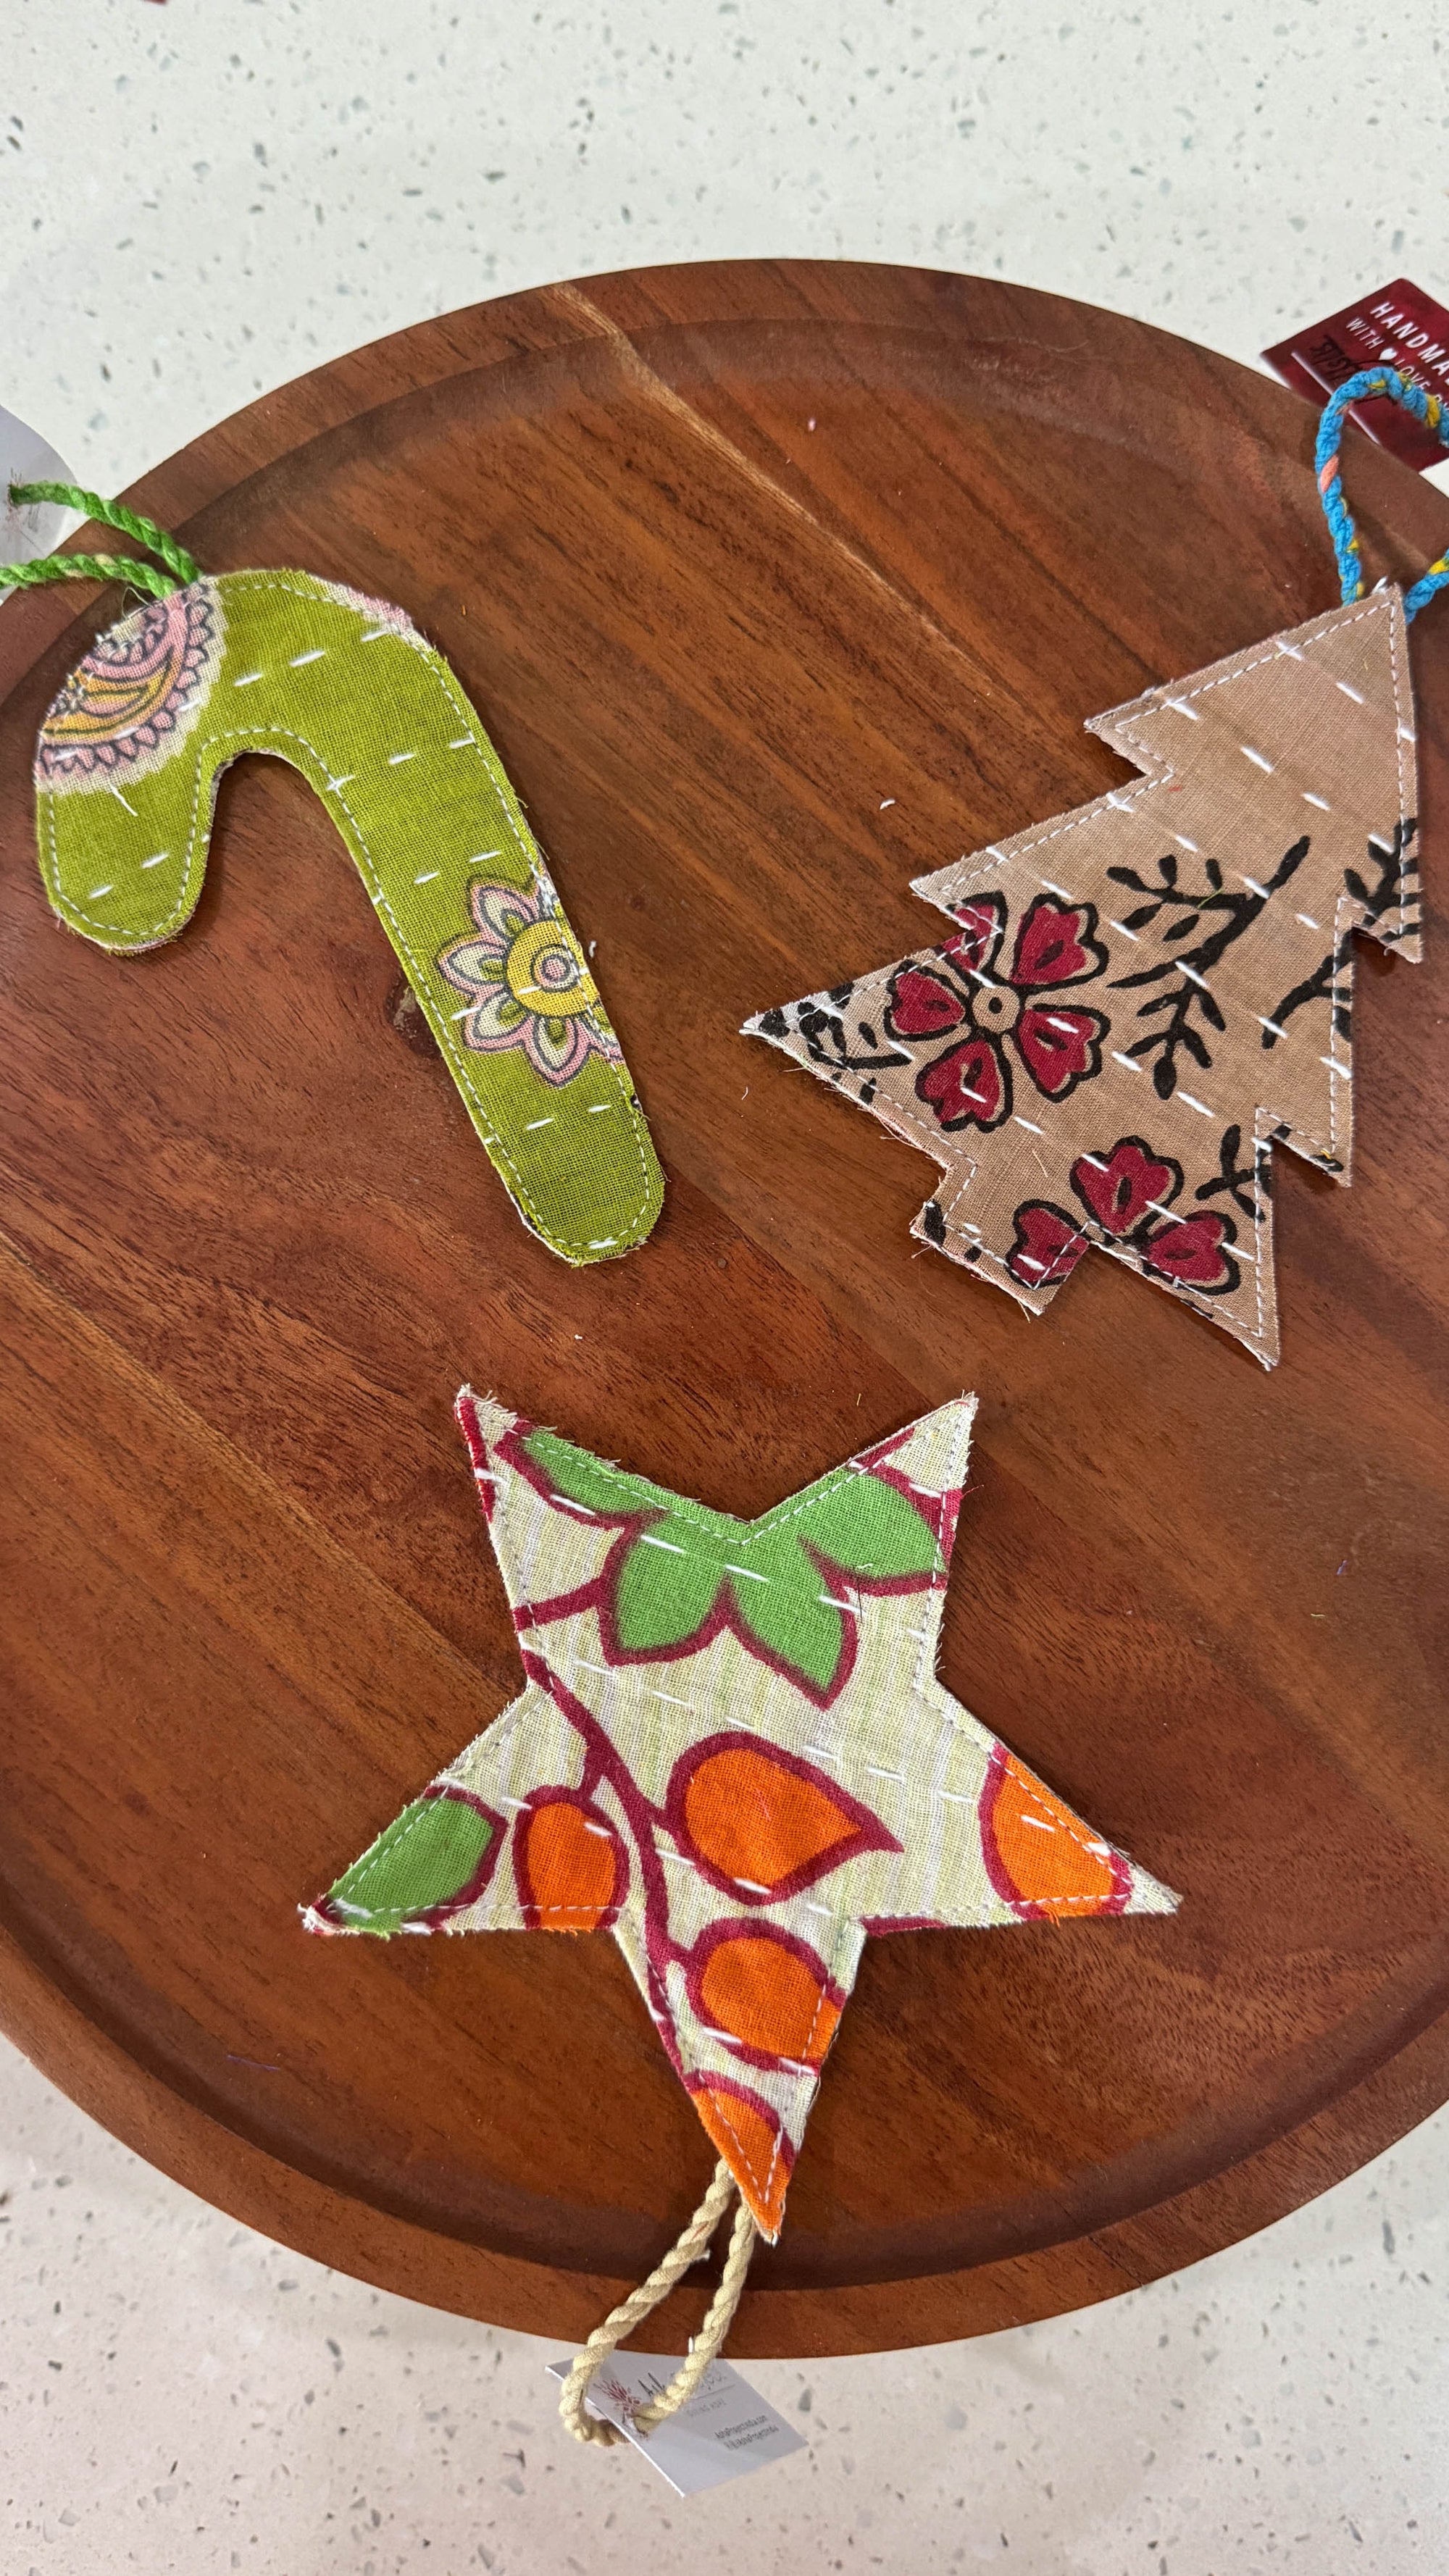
[{"x1": 1, "y1": 262, "x2": 1447, "y2": 2358}]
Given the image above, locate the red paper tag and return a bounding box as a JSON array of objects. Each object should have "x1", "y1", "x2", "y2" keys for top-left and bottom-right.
[{"x1": 1264, "y1": 279, "x2": 1449, "y2": 474}]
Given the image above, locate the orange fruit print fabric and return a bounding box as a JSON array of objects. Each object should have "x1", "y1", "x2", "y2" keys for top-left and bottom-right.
[{"x1": 306, "y1": 1390, "x2": 1177, "y2": 2238}]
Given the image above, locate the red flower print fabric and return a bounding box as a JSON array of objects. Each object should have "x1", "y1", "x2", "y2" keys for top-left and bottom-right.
[
  {"x1": 884, "y1": 892, "x2": 1108, "y2": 1133},
  {"x1": 1008, "y1": 1136, "x2": 1240, "y2": 1300}
]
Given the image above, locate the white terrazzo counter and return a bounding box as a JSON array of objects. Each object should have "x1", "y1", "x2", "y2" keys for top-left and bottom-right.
[{"x1": 3, "y1": 2042, "x2": 1445, "y2": 2573}]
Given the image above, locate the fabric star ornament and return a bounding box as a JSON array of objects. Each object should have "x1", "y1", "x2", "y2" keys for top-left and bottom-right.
[
  {"x1": 306, "y1": 1389, "x2": 1177, "y2": 2238},
  {"x1": 745, "y1": 588, "x2": 1421, "y2": 1367}
]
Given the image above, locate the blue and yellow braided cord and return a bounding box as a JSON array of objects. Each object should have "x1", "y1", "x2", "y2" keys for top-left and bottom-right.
[{"x1": 1314, "y1": 367, "x2": 1449, "y2": 623}]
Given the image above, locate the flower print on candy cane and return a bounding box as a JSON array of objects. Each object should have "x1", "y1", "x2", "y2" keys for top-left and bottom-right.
[
  {"x1": 884, "y1": 890, "x2": 1109, "y2": 1133},
  {"x1": 436, "y1": 876, "x2": 622, "y2": 1088}
]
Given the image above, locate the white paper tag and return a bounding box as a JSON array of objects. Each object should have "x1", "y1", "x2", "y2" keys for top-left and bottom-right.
[
  {"x1": 546, "y1": 2350, "x2": 806, "y2": 2496},
  {"x1": 1, "y1": 406, "x2": 79, "y2": 595}
]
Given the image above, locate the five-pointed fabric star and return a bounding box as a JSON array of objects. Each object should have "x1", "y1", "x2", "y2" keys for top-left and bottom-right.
[{"x1": 306, "y1": 1389, "x2": 1177, "y2": 2236}]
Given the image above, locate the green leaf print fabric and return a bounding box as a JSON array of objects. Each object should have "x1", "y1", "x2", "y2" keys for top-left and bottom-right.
[
  {"x1": 323, "y1": 1789, "x2": 497, "y2": 1933},
  {"x1": 519, "y1": 1423, "x2": 948, "y2": 1697},
  {"x1": 33, "y1": 569, "x2": 664, "y2": 1263}
]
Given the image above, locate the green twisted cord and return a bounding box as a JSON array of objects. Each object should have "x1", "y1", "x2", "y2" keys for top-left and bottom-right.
[
  {"x1": 12, "y1": 480, "x2": 200, "y2": 585},
  {"x1": 0, "y1": 545, "x2": 181, "y2": 603},
  {"x1": 1, "y1": 479, "x2": 201, "y2": 599}
]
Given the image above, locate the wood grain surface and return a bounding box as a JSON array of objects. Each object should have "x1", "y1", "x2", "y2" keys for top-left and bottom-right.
[{"x1": 1, "y1": 261, "x2": 1448, "y2": 2358}]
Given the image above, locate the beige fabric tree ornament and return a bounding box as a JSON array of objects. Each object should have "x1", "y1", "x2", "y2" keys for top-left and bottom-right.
[{"x1": 747, "y1": 369, "x2": 1446, "y2": 1367}]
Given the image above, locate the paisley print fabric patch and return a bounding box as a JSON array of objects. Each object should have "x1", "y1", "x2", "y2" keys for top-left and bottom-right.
[{"x1": 36, "y1": 582, "x2": 222, "y2": 789}]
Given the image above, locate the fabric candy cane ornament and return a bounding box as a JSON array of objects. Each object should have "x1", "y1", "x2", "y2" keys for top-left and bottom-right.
[
  {"x1": 307, "y1": 1386, "x2": 1175, "y2": 2429},
  {"x1": 746, "y1": 369, "x2": 1448, "y2": 1365},
  {"x1": 4, "y1": 481, "x2": 663, "y2": 1265}
]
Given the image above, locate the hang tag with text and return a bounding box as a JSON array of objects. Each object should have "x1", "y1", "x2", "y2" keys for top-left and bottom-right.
[
  {"x1": 546, "y1": 2351, "x2": 806, "y2": 2496},
  {"x1": 1263, "y1": 279, "x2": 1449, "y2": 489}
]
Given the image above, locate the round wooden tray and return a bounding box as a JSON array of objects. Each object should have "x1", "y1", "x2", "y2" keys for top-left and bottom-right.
[{"x1": 2, "y1": 262, "x2": 1447, "y2": 2359}]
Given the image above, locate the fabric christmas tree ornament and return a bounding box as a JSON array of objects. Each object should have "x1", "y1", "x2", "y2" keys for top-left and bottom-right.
[
  {"x1": 307, "y1": 1389, "x2": 1177, "y2": 2244},
  {"x1": 4, "y1": 481, "x2": 664, "y2": 1266},
  {"x1": 745, "y1": 368, "x2": 1448, "y2": 1366}
]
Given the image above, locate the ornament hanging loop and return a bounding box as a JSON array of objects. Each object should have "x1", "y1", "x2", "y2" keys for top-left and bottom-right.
[
  {"x1": 559, "y1": 2159, "x2": 759, "y2": 2448},
  {"x1": 0, "y1": 478, "x2": 200, "y2": 601},
  {"x1": 1314, "y1": 369, "x2": 1449, "y2": 622}
]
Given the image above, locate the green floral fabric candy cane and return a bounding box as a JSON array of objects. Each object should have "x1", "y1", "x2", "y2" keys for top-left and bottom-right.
[{"x1": 14, "y1": 486, "x2": 663, "y2": 1264}]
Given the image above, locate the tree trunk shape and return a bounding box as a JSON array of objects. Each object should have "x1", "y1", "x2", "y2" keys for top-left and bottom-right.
[{"x1": 33, "y1": 568, "x2": 664, "y2": 1264}]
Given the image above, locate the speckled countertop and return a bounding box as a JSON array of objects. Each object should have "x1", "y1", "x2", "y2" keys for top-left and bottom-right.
[
  {"x1": 3, "y1": 4, "x2": 1448, "y2": 2569},
  {"x1": 4, "y1": 2049, "x2": 1444, "y2": 2572},
  {"x1": 5, "y1": 0, "x2": 1445, "y2": 491}
]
